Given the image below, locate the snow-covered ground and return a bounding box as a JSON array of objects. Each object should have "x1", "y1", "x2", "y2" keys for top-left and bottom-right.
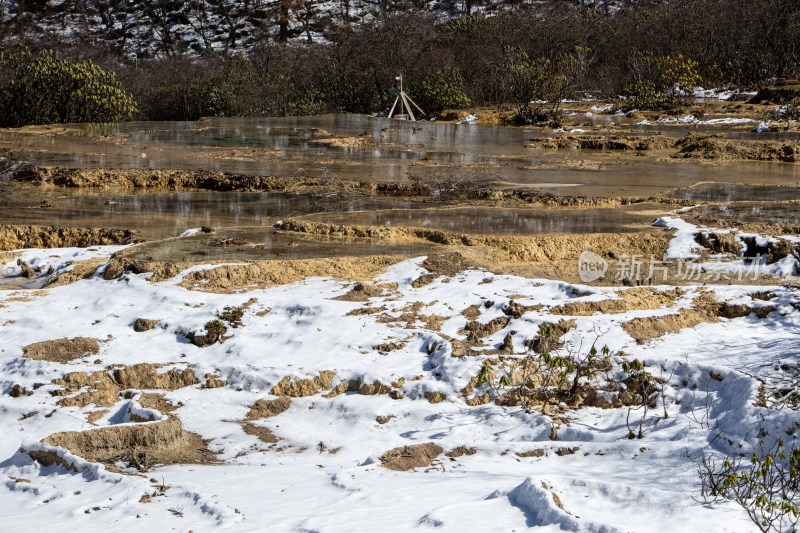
[{"x1": 1, "y1": 222, "x2": 799, "y2": 531}]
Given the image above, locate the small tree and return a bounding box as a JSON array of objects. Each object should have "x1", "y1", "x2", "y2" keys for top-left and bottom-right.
[{"x1": 501, "y1": 46, "x2": 591, "y2": 125}]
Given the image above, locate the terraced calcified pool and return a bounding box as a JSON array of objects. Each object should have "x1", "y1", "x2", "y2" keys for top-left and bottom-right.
[
  {"x1": 4, "y1": 114, "x2": 800, "y2": 197},
  {"x1": 694, "y1": 201, "x2": 800, "y2": 225},
  {"x1": 299, "y1": 203, "x2": 665, "y2": 235},
  {"x1": 123, "y1": 227, "x2": 441, "y2": 263},
  {"x1": 0, "y1": 187, "x2": 433, "y2": 241},
  {"x1": 668, "y1": 182, "x2": 800, "y2": 202}
]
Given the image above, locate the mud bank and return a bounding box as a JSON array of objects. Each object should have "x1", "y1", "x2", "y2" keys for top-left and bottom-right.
[
  {"x1": 29, "y1": 416, "x2": 218, "y2": 472},
  {"x1": 0, "y1": 224, "x2": 142, "y2": 251},
  {"x1": 274, "y1": 219, "x2": 671, "y2": 263},
  {"x1": 9, "y1": 166, "x2": 668, "y2": 207},
  {"x1": 101, "y1": 252, "x2": 411, "y2": 292},
  {"x1": 530, "y1": 133, "x2": 800, "y2": 163}
]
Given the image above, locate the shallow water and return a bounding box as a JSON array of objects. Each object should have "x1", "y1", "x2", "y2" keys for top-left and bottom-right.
[
  {"x1": 5, "y1": 115, "x2": 800, "y2": 197},
  {"x1": 0, "y1": 187, "x2": 431, "y2": 240},
  {"x1": 124, "y1": 228, "x2": 439, "y2": 262},
  {"x1": 302, "y1": 204, "x2": 661, "y2": 235},
  {"x1": 668, "y1": 183, "x2": 800, "y2": 202},
  {"x1": 696, "y1": 202, "x2": 800, "y2": 226},
  {"x1": 2, "y1": 115, "x2": 800, "y2": 262}
]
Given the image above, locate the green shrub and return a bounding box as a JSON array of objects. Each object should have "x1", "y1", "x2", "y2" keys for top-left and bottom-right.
[
  {"x1": 621, "y1": 50, "x2": 701, "y2": 111},
  {"x1": 621, "y1": 80, "x2": 677, "y2": 111},
  {"x1": 0, "y1": 47, "x2": 136, "y2": 127},
  {"x1": 408, "y1": 66, "x2": 471, "y2": 115},
  {"x1": 204, "y1": 320, "x2": 227, "y2": 336},
  {"x1": 695, "y1": 438, "x2": 800, "y2": 532}
]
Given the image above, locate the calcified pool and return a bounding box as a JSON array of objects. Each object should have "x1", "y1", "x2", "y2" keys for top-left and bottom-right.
[
  {"x1": 4, "y1": 114, "x2": 800, "y2": 197},
  {"x1": 2, "y1": 115, "x2": 800, "y2": 264},
  {"x1": 299, "y1": 204, "x2": 663, "y2": 235},
  {"x1": 0, "y1": 187, "x2": 431, "y2": 241}
]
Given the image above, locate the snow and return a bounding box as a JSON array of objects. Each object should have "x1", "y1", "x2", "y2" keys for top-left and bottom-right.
[
  {"x1": 654, "y1": 115, "x2": 755, "y2": 126},
  {"x1": 0, "y1": 231, "x2": 799, "y2": 531},
  {"x1": 590, "y1": 104, "x2": 614, "y2": 113},
  {"x1": 180, "y1": 228, "x2": 203, "y2": 237},
  {"x1": 652, "y1": 216, "x2": 705, "y2": 258}
]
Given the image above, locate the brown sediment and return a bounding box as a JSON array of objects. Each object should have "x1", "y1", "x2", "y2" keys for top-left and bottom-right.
[
  {"x1": 529, "y1": 133, "x2": 800, "y2": 163},
  {"x1": 275, "y1": 219, "x2": 671, "y2": 263},
  {"x1": 43, "y1": 168, "x2": 362, "y2": 192},
  {"x1": 461, "y1": 304, "x2": 482, "y2": 319},
  {"x1": 621, "y1": 292, "x2": 776, "y2": 343},
  {"x1": 245, "y1": 397, "x2": 292, "y2": 420},
  {"x1": 332, "y1": 282, "x2": 398, "y2": 302},
  {"x1": 425, "y1": 391, "x2": 447, "y2": 404},
  {"x1": 502, "y1": 300, "x2": 544, "y2": 319},
  {"x1": 373, "y1": 340, "x2": 408, "y2": 353},
  {"x1": 378, "y1": 301, "x2": 446, "y2": 331},
  {"x1": 673, "y1": 135, "x2": 800, "y2": 163},
  {"x1": 421, "y1": 252, "x2": 474, "y2": 277},
  {"x1": 463, "y1": 316, "x2": 510, "y2": 342},
  {"x1": 360, "y1": 380, "x2": 393, "y2": 395},
  {"x1": 242, "y1": 423, "x2": 279, "y2": 444},
  {"x1": 0, "y1": 224, "x2": 141, "y2": 251},
  {"x1": 379, "y1": 442, "x2": 443, "y2": 471},
  {"x1": 29, "y1": 416, "x2": 218, "y2": 472},
  {"x1": 44, "y1": 257, "x2": 110, "y2": 288},
  {"x1": 201, "y1": 373, "x2": 227, "y2": 389},
  {"x1": 530, "y1": 134, "x2": 675, "y2": 152},
  {"x1": 23, "y1": 337, "x2": 100, "y2": 363},
  {"x1": 8, "y1": 164, "x2": 694, "y2": 211},
  {"x1": 138, "y1": 393, "x2": 180, "y2": 414},
  {"x1": 52, "y1": 364, "x2": 201, "y2": 408},
  {"x1": 133, "y1": 318, "x2": 160, "y2": 332},
  {"x1": 99, "y1": 254, "x2": 408, "y2": 293},
  {"x1": 270, "y1": 371, "x2": 336, "y2": 397},
  {"x1": 445, "y1": 446, "x2": 477, "y2": 458},
  {"x1": 517, "y1": 449, "x2": 546, "y2": 458},
  {"x1": 681, "y1": 207, "x2": 800, "y2": 237},
  {"x1": 309, "y1": 136, "x2": 376, "y2": 149},
  {"x1": 550, "y1": 288, "x2": 684, "y2": 316},
  {"x1": 694, "y1": 232, "x2": 741, "y2": 254}
]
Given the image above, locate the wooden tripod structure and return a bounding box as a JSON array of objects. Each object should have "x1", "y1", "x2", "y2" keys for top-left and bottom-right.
[{"x1": 388, "y1": 75, "x2": 426, "y2": 121}]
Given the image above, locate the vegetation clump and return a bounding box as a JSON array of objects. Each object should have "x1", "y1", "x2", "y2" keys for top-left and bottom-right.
[
  {"x1": 187, "y1": 320, "x2": 227, "y2": 347},
  {"x1": 694, "y1": 438, "x2": 800, "y2": 533},
  {"x1": 620, "y1": 50, "x2": 701, "y2": 111},
  {"x1": 408, "y1": 66, "x2": 471, "y2": 115},
  {"x1": 0, "y1": 47, "x2": 136, "y2": 127}
]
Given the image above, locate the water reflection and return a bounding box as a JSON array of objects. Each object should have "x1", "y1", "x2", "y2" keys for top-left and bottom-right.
[
  {"x1": 303, "y1": 205, "x2": 659, "y2": 235},
  {"x1": 4, "y1": 115, "x2": 799, "y2": 197}
]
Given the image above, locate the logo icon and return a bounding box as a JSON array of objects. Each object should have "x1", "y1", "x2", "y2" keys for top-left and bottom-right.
[{"x1": 578, "y1": 251, "x2": 608, "y2": 282}]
